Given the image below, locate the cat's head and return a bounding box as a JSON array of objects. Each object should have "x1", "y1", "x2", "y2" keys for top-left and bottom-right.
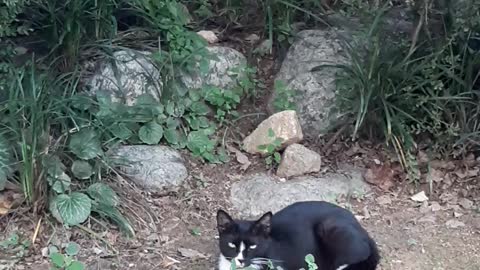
[{"x1": 216, "y1": 209, "x2": 272, "y2": 269}]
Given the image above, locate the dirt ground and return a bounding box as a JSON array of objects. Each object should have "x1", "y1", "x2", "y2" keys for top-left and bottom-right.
[{"x1": 2, "y1": 152, "x2": 480, "y2": 270}]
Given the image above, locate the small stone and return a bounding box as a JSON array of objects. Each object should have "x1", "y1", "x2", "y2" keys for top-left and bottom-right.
[
  {"x1": 196, "y1": 30, "x2": 218, "y2": 44},
  {"x1": 454, "y1": 212, "x2": 463, "y2": 218},
  {"x1": 92, "y1": 247, "x2": 103, "y2": 255},
  {"x1": 411, "y1": 191, "x2": 429, "y2": 202},
  {"x1": 276, "y1": 144, "x2": 321, "y2": 178},
  {"x1": 242, "y1": 110, "x2": 303, "y2": 155},
  {"x1": 41, "y1": 247, "x2": 49, "y2": 257}
]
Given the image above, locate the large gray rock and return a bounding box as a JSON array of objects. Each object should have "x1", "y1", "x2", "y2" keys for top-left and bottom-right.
[
  {"x1": 88, "y1": 46, "x2": 247, "y2": 105},
  {"x1": 230, "y1": 168, "x2": 370, "y2": 217},
  {"x1": 110, "y1": 145, "x2": 188, "y2": 191},
  {"x1": 271, "y1": 29, "x2": 347, "y2": 138},
  {"x1": 89, "y1": 50, "x2": 162, "y2": 106},
  {"x1": 180, "y1": 46, "x2": 247, "y2": 90}
]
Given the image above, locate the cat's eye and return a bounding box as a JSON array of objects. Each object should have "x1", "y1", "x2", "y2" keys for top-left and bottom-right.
[
  {"x1": 249, "y1": 245, "x2": 257, "y2": 249},
  {"x1": 228, "y1": 242, "x2": 236, "y2": 248}
]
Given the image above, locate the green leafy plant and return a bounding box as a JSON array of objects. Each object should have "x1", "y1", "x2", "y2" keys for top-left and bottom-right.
[
  {"x1": 257, "y1": 128, "x2": 283, "y2": 167},
  {"x1": 313, "y1": 4, "x2": 480, "y2": 180},
  {"x1": 303, "y1": 254, "x2": 318, "y2": 270},
  {"x1": 48, "y1": 242, "x2": 85, "y2": 270},
  {"x1": 0, "y1": 233, "x2": 31, "y2": 258},
  {"x1": 272, "y1": 79, "x2": 297, "y2": 112}
]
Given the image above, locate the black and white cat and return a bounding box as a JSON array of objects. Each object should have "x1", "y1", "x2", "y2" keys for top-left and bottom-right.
[{"x1": 216, "y1": 201, "x2": 380, "y2": 270}]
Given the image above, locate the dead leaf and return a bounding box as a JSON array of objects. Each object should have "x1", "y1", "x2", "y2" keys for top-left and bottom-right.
[
  {"x1": 196, "y1": 30, "x2": 218, "y2": 44},
  {"x1": 458, "y1": 198, "x2": 474, "y2": 210},
  {"x1": 376, "y1": 195, "x2": 392, "y2": 205},
  {"x1": 417, "y1": 150, "x2": 429, "y2": 164},
  {"x1": 0, "y1": 191, "x2": 23, "y2": 216},
  {"x1": 178, "y1": 248, "x2": 208, "y2": 259},
  {"x1": 446, "y1": 219, "x2": 465, "y2": 228},
  {"x1": 418, "y1": 215, "x2": 436, "y2": 223},
  {"x1": 245, "y1": 34, "x2": 260, "y2": 43},
  {"x1": 427, "y1": 168, "x2": 445, "y2": 183},
  {"x1": 429, "y1": 201, "x2": 443, "y2": 212},
  {"x1": 430, "y1": 160, "x2": 456, "y2": 170},
  {"x1": 363, "y1": 164, "x2": 395, "y2": 191},
  {"x1": 227, "y1": 144, "x2": 251, "y2": 171},
  {"x1": 454, "y1": 168, "x2": 479, "y2": 179},
  {"x1": 411, "y1": 191, "x2": 429, "y2": 202}
]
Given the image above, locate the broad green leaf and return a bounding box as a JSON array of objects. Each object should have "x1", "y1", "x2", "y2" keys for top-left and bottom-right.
[
  {"x1": 139, "y1": 121, "x2": 164, "y2": 145},
  {"x1": 166, "y1": 102, "x2": 175, "y2": 116},
  {"x1": 50, "y1": 252, "x2": 65, "y2": 268},
  {"x1": 0, "y1": 134, "x2": 14, "y2": 190},
  {"x1": 266, "y1": 144, "x2": 275, "y2": 153},
  {"x1": 164, "y1": 128, "x2": 178, "y2": 145},
  {"x1": 64, "y1": 256, "x2": 73, "y2": 267},
  {"x1": 186, "y1": 116, "x2": 200, "y2": 130},
  {"x1": 67, "y1": 261, "x2": 85, "y2": 270},
  {"x1": 197, "y1": 116, "x2": 210, "y2": 128},
  {"x1": 49, "y1": 246, "x2": 59, "y2": 255},
  {"x1": 109, "y1": 123, "x2": 133, "y2": 140},
  {"x1": 135, "y1": 94, "x2": 158, "y2": 105},
  {"x1": 273, "y1": 152, "x2": 282, "y2": 163},
  {"x1": 71, "y1": 160, "x2": 93, "y2": 180},
  {"x1": 42, "y1": 155, "x2": 66, "y2": 178},
  {"x1": 187, "y1": 131, "x2": 214, "y2": 156},
  {"x1": 69, "y1": 129, "x2": 103, "y2": 160},
  {"x1": 188, "y1": 90, "x2": 200, "y2": 101},
  {"x1": 87, "y1": 183, "x2": 119, "y2": 207},
  {"x1": 166, "y1": 117, "x2": 180, "y2": 129},
  {"x1": 65, "y1": 242, "x2": 80, "y2": 256},
  {"x1": 51, "y1": 192, "x2": 92, "y2": 226},
  {"x1": 49, "y1": 172, "x2": 71, "y2": 194},
  {"x1": 190, "y1": 101, "x2": 210, "y2": 115}
]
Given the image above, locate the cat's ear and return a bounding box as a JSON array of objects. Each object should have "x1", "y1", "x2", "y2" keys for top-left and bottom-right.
[
  {"x1": 251, "y1": 211, "x2": 272, "y2": 236},
  {"x1": 217, "y1": 209, "x2": 234, "y2": 234}
]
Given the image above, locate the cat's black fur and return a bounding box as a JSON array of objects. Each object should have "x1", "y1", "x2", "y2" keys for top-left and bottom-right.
[{"x1": 216, "y1": 201, "x2": 380, "y2": 270}]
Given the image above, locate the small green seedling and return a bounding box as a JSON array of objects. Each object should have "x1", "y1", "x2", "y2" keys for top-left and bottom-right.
[
  {"x1": 0, "y1": 233, "x2": 31, "y2": 258},
  {"x1": 257, "y1": 128, "x2": 283, "y2": 167},
  {"x1": 49, "y1": 242, "x2": 85, "y2": 270}
]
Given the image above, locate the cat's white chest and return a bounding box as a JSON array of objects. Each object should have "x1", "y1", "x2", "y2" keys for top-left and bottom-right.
[{"x1": 218, "y1": 254, "x2": 232, "y2": 270}]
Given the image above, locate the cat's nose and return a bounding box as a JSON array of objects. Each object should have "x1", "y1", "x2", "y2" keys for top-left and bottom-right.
[{"x1": 238, "y1": 259, "x2": 245, "y2": 265}]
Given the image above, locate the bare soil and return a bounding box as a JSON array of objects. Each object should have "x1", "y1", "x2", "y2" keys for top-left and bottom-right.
[{"x1": 2, "y1": 153, "x2": 480, "y2": 270}]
